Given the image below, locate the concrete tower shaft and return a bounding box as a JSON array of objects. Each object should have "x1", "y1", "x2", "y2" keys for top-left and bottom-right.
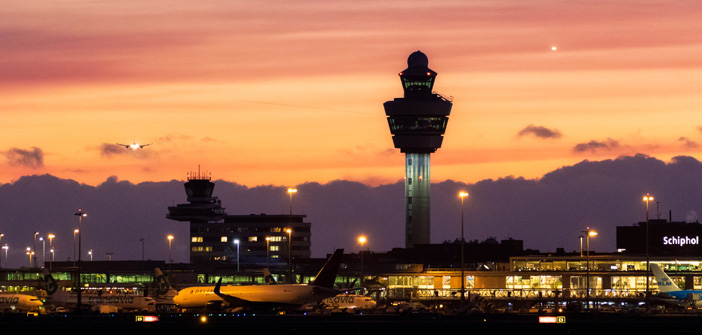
[{"x1": 384, "y1": 51, "x2": 453, "y2": 248}]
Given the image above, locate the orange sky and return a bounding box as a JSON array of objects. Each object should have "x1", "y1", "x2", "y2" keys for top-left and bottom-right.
[{"x1": 2, "y1": 0, "x2": 702, "y2": 187}]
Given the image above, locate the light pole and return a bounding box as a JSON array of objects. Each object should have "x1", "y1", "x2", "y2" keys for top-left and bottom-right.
[
  {"x1": 2, "y1": 245, "x2": 8, "y2": 268},
  {"x1": 286, "y1": 228, "x2": 293, "y2": 284},
  {"x1": 33, "y1": 232, "x2": 38, "y2": 268},
  {"x1": 89, "y1": 249, "x2": 93, "y2": 261},
  {"x1": 459, "y1": 191, "x2": 469, "y2": 302},
  {"x1": 74, "y1": 209, "x2": 87, "y2": 310},
  {"x1": 167, "y1": 235, "x2": 174, "y2": 264},
  {"x1": 265, "y1": 237, "x2": 271, "y2": 268},
  {"x1": 26, "y1": 247, "x2": 33, "y2": 267},
  {"x1": 0, "y1": 234, "x2": 3, "y2": 269},
  {"x1": 643, "y1": 193, "x2": 654, "y2": 304},
  {"x1": 287, "y1": 188, "x2": 297, "y2": 216},
  {"x1": 358, "y1": 236, "x2": 366, "y2": 287},
  {"x1": 582, "y1": 227, "x2": 597, "y2": 310},
  {"x1": 48, "y1": 234, "x2": 55, "y2": 270},
  {"x1": 140, "y1": 238, "x2": 145, "y2": 262},
  {"x1": 233, "y1": 239, "x2": 240, "y2": 272},
  {"x1": 73, "y1": 229, "x2": 79, "y2": 267},
  {"x1": 287, "y1": 188, "x2": 297, "y2": 284},
  {"x1": 39, "y1": 237, "x2": 45, "y2": 268}
]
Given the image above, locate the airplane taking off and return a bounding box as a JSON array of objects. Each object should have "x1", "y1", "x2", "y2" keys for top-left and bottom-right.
[
  {"x1": 115, "y1": 140, "x2": 152, "y2": 150},
  {"x1": 651, "y1": 264, "x2": 702, "y2": 307},
  {"x1": 0, "y1": 293, "x2": 43, "y2": 313},
  {"x1": 173, "y1": 249, "x2": 344, "y2": 310}
]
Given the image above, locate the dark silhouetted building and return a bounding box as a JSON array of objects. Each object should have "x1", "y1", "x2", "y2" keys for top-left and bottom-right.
[
  {"x1": 617, "y1": 219, "x2": 702, "y2": 257},
  {"x1": 167, "y1": 170, "x2": 311, "y2": 267}
]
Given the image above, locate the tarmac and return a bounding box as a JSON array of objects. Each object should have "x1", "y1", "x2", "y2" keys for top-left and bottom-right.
[{"x1": 4, "y1": 311, "x2": 702, "y2": 334}]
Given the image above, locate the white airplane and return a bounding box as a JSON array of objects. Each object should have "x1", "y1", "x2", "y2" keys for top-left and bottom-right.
[
  {"x1": 43, "y1": 269, "x2": 156, "y2": 312},
  {"x1": 0, "y1": 293, "x2": 43, "y2": 313},
  {"x1": 651, "y1": 263, "x2": 702, "y2": 307},
  {"x1": 114, "y1": 140, "x2": 152, "y2": 150},
  {"x1": 173, "y1": 249, "x2": 344, "y2": 311}
]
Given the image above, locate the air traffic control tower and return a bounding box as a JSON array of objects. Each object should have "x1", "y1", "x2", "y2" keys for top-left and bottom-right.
[{"x1": 384, "y1": 51, "x2": 453, "y2": 248}]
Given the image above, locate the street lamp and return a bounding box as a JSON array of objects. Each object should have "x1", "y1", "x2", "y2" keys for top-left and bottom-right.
[
  {"x1": 265, "y1": 237, "x2": 271, "y2": 268},
  {"x1": 287, "y1": 188, "x2": 297, "y2": 216},
  {"x1": 643, "y1": 193, "x2": 654, "y2": 302},
  {"x1": 33, "y1": 232, "x2": 38, "y2": 268},
  {"x1": 582, "y1": 227, "x2": 597, "y2": 310},
  {"x1": 459, "y1": 191, "x2": 469, "y2": 302},
  {"x1": 48, "y1": 234, "x2": 55, "y2": 270},
  {"x1": 286, "y1": 228, "x2": 293, "y2": 284},
  {"x1": 2, "y1": 245, "x2": 8, "y2": 268},
  {"x1": 0, "y1": 234, "x2": 3, "y2": 269},
  {"x1": 26, "y1": 247, "x2": 33, "y2": 267},
  {"x1": 233, "y1": 239, "x2": 240, "y2": 272},
  {"x1": 74, "y1": 209, "x2": 87, "y2": 310},
  {"x1": 167, "y1": 235, "x2": 174, "y2": 264},
  {"x1": 39, "y1": 237, "x2": 45, "y2": 268},
  {"x1": 89, "y1": 249, "x2": 93, "y2": 261},
  {"x1": 73, "y1": 229, "x2": 79, "y2": 267},
  {"x1": 358, "y1": 236, "x2": 366, "y2": 287}
]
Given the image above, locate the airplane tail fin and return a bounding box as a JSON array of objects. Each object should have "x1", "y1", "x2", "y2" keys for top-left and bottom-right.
[
  {"x1": 310, "y1": 249, "x2": 344, "y2": 288},
  {"x1": 263, "y1": 268, "x2": 277, "y2": 285},
  {"x1": 42, "y1": 268, "x2": 59, "y2": 296},
  {"x1": 651, "y1": 264, "x2": 681, "y2": 293},
  {"x1": 154, "y1": 268, "x2": 174, "y2": 295}
]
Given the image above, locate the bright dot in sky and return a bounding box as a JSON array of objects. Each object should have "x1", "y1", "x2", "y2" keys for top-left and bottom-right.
[{"x1": 551, "y1": 46, "x2": 558, "y2": 51}]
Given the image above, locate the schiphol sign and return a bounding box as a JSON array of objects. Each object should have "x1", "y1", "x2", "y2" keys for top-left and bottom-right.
[{"x1": 663, "y1": 236, "x2": 700, "y2": 247}]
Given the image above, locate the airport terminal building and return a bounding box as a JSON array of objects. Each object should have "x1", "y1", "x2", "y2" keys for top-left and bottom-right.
[{"x1": 5, "y1": 213, "x2": 702, "y2": 311}]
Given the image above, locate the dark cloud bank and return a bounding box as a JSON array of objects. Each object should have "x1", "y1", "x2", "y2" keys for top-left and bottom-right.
[{"x1": 1, "y1": 154, "x2": 702, "y2": 267}]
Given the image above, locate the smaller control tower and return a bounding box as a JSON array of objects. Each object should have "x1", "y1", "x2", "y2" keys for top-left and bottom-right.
[{"x1": 384, "y1": 51, "x2": 453, "y2": 248}]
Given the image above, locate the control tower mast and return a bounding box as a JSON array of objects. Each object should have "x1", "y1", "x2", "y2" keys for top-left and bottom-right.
[{"x1": 384, "y1": 51, "x2": 453, "y2": 248}]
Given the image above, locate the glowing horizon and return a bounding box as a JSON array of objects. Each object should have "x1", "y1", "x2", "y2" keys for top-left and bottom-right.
[{"x1": 2, "y1": 0, "x2": 701, "y2": 188}]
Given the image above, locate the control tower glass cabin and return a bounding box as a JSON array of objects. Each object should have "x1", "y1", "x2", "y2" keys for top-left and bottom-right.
[{"x1": 384, "y1": 51, "x2": 453, "y2": 248}]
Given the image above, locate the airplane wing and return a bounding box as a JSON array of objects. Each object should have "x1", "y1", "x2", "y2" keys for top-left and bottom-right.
[
  {"x1": 213, "y1": 278, "x2": 252, "y2": 307},
  {"x1": 139, "y1": 143, "x2": 153, "y2": 148},
  {"x1": 114, "y1": 143, "x2": 130, "y2": 148}
]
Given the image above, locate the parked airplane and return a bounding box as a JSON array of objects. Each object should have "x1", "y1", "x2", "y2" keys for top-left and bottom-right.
[
  {"x1": 153, "y1": 268, "x2": 177, "y2": 299},
  {"x1": 0, "y1": 293, "x2": 43, "y2": 313},
  {"x1": 115, "y1": 140, "x2": 152, "y2": 150},
  {"x1": 651, "y1": 263, "x2": 702, "y2": 307},
  {"x1": 173, "y1": 249, "x2": 343, "y2": 311},
  {"x1": 319, "y1": 293, "x2": 376, "y2": 310},
  {"x1": 42, "y1": 269, "x2": 156, "y2": 312}
]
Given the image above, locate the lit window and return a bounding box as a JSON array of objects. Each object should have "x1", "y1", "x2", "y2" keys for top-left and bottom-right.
[
  {"x1": 221, "y1": 236, "x2": 228, "y2": 243},
  {"x1": 269, "y1": 236, "x2": 282, "y2": 242},
  {"x1": 249, "y1": 236, "x2": 258, "y2": 242},
  {"x1": 191, "y1": 237, "x2": 203, "y2": 243},
  {"x1": 270, "y1": 246, "x2": 279, "y2": 252},
  {"x1": 271, "y1": 228, "x2": 282, "y2": 233}
]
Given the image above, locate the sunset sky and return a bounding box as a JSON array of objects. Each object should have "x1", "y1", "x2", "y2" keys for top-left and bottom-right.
[{"x1": 3, "y1": 0, "x2": 702, "y2": 188}]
